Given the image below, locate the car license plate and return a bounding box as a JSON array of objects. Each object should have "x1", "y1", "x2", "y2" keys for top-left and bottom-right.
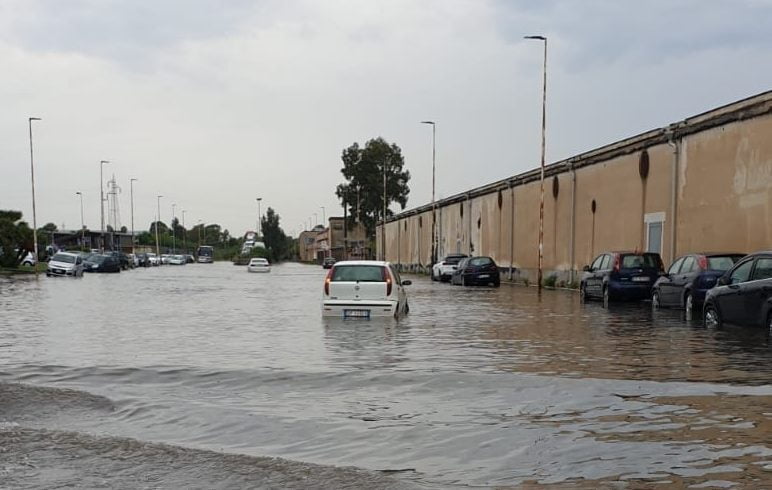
[
  {"x1": 344, "y1": 309, "x2": 370, "y2": 319},
  {"x1": 632, "y1": 276, "x2": 650, "y2": 282},
  {"x1": 478, "y1": 274, "x2": 489, "y2": 279}
]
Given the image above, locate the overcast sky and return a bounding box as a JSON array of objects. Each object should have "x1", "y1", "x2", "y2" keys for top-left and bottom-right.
[{"x1": 1, "y1": 0, "x2": 771, "y2": 237}]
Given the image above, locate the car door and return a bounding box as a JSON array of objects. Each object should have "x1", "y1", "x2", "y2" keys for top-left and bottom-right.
[
  {"x1": 718, "y1": 258, "x2": 755, "y2": 325},
  {"x1": 660, "y1": 257, "x2": 685, "y2": 306},
  {"x1": 584, "y1": 255, "x2": 603, "y2": 297},
  {"x1": 672, "y1": 255, "x2": 696, "y2": 306},
  {"x1": 596, "y1": 254, "x2": 612, "y2": 297},
  {"x1": 742, "y1": 257, "x2": 772, "y2": 326}
]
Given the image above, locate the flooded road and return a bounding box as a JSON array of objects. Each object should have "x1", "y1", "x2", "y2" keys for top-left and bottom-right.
[{"x1": 1, "y1": 262, "x2": 771, "y2": 488}]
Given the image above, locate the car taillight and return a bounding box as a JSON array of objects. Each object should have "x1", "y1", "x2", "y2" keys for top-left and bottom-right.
[
  {"x1": 324, "y1": 267, "x2": 334, "y2": 295},
  {"x1": 697, "y1": 255, "x2": 708, "y2": 270},
  {"x1": 613, "y1": 254, "x2": 620, "y2": 272},
  {"x1": 382, "y1": 267, "x2": 392, "y2": 296}
]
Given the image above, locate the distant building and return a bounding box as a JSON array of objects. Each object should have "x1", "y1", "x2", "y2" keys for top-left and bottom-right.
[{"x1": 298, "y1": 220, "x2": 369, "y2": 263}]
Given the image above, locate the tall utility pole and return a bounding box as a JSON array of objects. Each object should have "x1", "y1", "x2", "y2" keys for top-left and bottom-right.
[
  {"x1": 525, "y1": 35, "x2": 547, "y2": 291},
  {"x1": 99, "y1": 160, "x2": 110, "y2": 252},
  {"x1": 421, "y1": 120, "x2": 437, "y2": 267},
  {"x1": 171, "y1": 203, "x2": 176, "y2": 253},
  {"x1": 130, "y1": 178, "x2": 137, "y2": 254},
  {"x1": 197, "y1": 219, "x2": 203, "y2": 246},
  {"x1": 255, "y1": 197, "x2": 262, "y2": 237},
  {"x1": 182, "y1": 210, "x2": 186, "y2": 253},
  {"x1": 382, "y1": 159, "x2": 387, "y2": 261},
  {"x1": 320, "y1": 206, "x2": 326, "y2": 226},
  {"x1": 28, "y1": 117, "x2": 41, "y2": 276},
  {"x1": 75, "y1": 191, "x2": 85, "y2": 247},
  {"x1": 156, "y1": 195, "x2": 163, "y2": 261}
]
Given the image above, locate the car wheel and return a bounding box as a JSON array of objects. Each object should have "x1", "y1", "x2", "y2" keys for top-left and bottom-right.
[
  {"x1": 405, "y1": 301, "x2": 410, "y2": 314},
  {"x1": 579, "y1": 284, "x2": 587, "y2": 303},
  {"x1": 602, "y1": 287, "x2": 610, "y2": 308},
  {"x1": 462, "y1": 275, "x2": 466, "y2": 287},
  {"x1": 651, "y1": 290, "x2": 661, "y2": 309},
  {"x1": 493, "y1": 280, "x2": 500, "y2": 288},
  {"x1": 704, "y1": 304, "x2": 722, "y2": 328},
  {"x1": 684, "y1": 293, "x2": 694, "y2": 321}
]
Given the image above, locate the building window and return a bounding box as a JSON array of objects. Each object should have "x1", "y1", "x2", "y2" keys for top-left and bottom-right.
[{"x1": 644, "y1": 212, "x2": 665, "y2": 255}]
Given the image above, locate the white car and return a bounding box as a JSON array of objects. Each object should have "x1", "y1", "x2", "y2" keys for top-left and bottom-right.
[
  {"x1": 147, "y1": 253, "x2": 160, "y2": 266},
  {"x1": 169, "y1": 254, "x2": 186, "y2": 265},
  {"x1": 247, "y1": 257, "x2": 271, "y2": 273},
  {"x1": 21, "y1": 251, "x2": 36, "y2": 266},
  {"x1": 431, "y1": 254, "x2": 468, "y2": 282},
  {"x1": 46, "y1": 252, "x2": 84, "y2": 277},
  {"x1": 322, "y1": 260, "x2": 411, "y2": 318}
]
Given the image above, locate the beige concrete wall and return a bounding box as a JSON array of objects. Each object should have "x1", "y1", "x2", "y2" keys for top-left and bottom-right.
[
  {"x1": 677, "y1": 115, "x2": 772, "y2": 254},
  {"x1": 377, "y1": 95, "x2": 772, "y2": 282}
]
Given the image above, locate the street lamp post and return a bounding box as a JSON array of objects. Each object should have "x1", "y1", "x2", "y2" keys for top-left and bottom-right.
[
  {"x1": 182, "y1": 210, "x2": 186, "y2": 253},
  {"x1": 382, "y1": 159, "x2": 387, "y2": 261},
  {"x1": 197, "y1": 219, "x2": 203, "y2": 246},
  {"x1": 75, "y1": 192, "x2": 85, "y2": 247},
  {"x1": 130, "y1": 178, "x2": 137, "y2": 255},
  {"x1": 28, "y1": 117, "x2": 41, "y2": 276},
  {"x1": 421, "y1": 120, "x2": 437, "y2": 267},
  {"x1": 313, "y1": 212, "x2": 318, "y2": 227},
  {"x1": 156, "y1": 195, "x2": 163, "y2": 261},
  {"x1": 171, "y1": 203, "x2": 176, "y2": 253},
  {"x1": 99, "y1": 160, "x2": 110, "y2": 252},
  {"x1": 525, "y1": 35, "x2": 548, "y2": 291},
  {"x1": 255, "y1": 198, "x2": 262, "y2": 238}
]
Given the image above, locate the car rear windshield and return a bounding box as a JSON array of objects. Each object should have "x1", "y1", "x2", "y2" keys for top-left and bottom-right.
[
  {"x1": 469, "y1": 257, "x2": 493, "y2": 266},
  {"x1": 52, "y1": 253, "x2": 75, "y2": 263},
  {"x1": 332, "y1": 265, "x2": 385, "y2": 282},
  {"x1": 707, "y1": 255, "x2": 743, "y2": 271},
  {"x1": 620, "y1": 254, "x2": 661, "y2": 269}
]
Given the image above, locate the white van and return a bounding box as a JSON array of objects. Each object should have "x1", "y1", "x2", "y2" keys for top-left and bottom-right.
[{"x1": 322, "y1": 260, "x2": 411, "y2": 318}]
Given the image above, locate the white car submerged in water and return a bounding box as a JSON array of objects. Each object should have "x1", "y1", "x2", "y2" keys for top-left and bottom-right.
[
  {"x1": 247, "y1": 258, "x2": 271, "y2": 273},
  {"x1": 322, "y1": 260, "x2": 411, "y2": 318}
]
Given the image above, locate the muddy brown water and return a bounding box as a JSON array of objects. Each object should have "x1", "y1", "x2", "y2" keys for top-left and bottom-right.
[{"x1": 1, "y1": 262, "x2": 771, "y2": 488}]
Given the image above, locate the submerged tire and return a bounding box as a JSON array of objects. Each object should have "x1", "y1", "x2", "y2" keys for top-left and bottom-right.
[
  {"x1": 704, "y1": 304, "x2": 722, "y2": 328},
  {"x1": 684, "y1": 293, "x2": 694, "y2": 321}
]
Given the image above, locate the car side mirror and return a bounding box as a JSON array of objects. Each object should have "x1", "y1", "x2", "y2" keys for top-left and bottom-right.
[
  {"x1": 401, "y1": 280, "x2": 412, "y2": 286},
  {"x1": 582, "y1": 265, "x2": 591, "y2": 272},
  {"x1": 717, "y1": 275, "x2": 729, "y2": 286}
]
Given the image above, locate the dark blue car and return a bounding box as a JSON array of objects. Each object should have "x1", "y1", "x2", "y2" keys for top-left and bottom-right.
[
  {"x1": 580, "y1": 251, "x2": 664, "y2": 307},
  {"x1": 652, "y1": 253, "x2": 745, "y2": 319}
]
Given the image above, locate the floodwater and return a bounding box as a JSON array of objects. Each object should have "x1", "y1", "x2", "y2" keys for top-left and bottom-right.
[{"x1": 1, "y1": 262, "x2": 771, "y2": 489}]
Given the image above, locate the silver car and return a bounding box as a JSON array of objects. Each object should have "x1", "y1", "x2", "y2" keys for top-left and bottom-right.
[{"x1": 46, "y1": 252, "x2": 85, "y2": 277}]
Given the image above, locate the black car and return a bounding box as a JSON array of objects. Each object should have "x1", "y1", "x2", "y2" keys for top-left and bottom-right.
[
  {"x1": 432, "y1": 253, "x2": 468, "y2": 282},
  {"x1": 322, "y1": 257, "x2": 336, "y2": 269},
  {"x1": 136, "y1": 253, "x2": 150, "y2": 267},
  {"x1": 108, "y1": 251, "x2": 130, "y2": 270},
  {"x1": 652, "y1": 253, "x2": 745, "y2": 317},
  {"x1": 703, "y1": 251, "x2": 772, "y2": 329},
  {"x1": 450, "y1": 256, "x2": 500, "y2": 287},
  {"x1": 84, "y1": 254, "x2": 121, "y2": 273},
  {"x1": 580, "y1": 251, "x2": 664, "y2": 306}
]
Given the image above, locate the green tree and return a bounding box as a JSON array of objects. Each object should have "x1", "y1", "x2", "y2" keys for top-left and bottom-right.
[
  {"x1": 149, "y1": 221, "x2": 168, "y2": 235},
  {"x1": 0, "y1": 210, "x2": 34, "y2": 268},
  {"x1": 260, "y1": 207, "x2": 290, "y2": 262},
  {"x1": 335, "y1": 137, "x2": 410, "y2": 237}
]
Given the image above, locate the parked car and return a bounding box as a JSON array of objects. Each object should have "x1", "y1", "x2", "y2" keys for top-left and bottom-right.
[
  {"x1": 161, "y1": 254, "x2": 171, "y2": 265},
  {"x1": 185, "y1": 254, "x2": 195, "y2": 264},
  {"x1": 652, "y1": 253, "x2": 745, "y2": 318},
  {"x1": 322, "y1": 260, "x2": 411, "y2": 318},
  {"x1": 322, "y1": 257, "x2": 336, "y2": 269},
  {"x1": 703, "y1": 251, "x2": 772, "y2": 329},
  {"x1": 21, "y1": 251, "x2": 36, "y2": 266},
  {"x1": 450, "y1": 256, "x2": 500, "y2": 287},
  {"x1": 147, "y1": 253, "x2": 160, "y2": 266},
  {"x1": 168, "y1": 254, "x2": 187, "y2": 265},
  {"x1": 46, "y1": 252, "x2": 84, "y2": 277},
  {"x1": 108, "y1": 251, "x2": 131, "y2": 270},
  {"x1": 247, "y1": 257, "x2": 271, "y2": 273},
  {"x1": 84, "y1": 254, "x2": 121, "y2": 273},
  {"x1": 135, "y1": 253, "x2": 150, "y2": 267},
  {"x1": 432, "y1": 253, "x2": 468, "y2": 282},
  {"x1": 580, "y1": 251, "x2": 664, "y2": 306}
]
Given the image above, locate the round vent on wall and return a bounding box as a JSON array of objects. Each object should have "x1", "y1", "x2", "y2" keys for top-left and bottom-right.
[
  {"x1": 591, "y1": 199, "x2": 597, "y2": 214},
  {"x1": 497, "y1": 190, "x2": 503, "y2": 209},
  {"x1": 477, "y1": 217, "x2": 481, "y2": 229},
  {"x1": 552, "y1": 176, "x2": 559, "y2": 199},
  {"x1": 418, "y1": 216, "x2": 423, "y2": 228},
  {"x1": 460, "y1": 204, "x2": 464, "y2": 218}
]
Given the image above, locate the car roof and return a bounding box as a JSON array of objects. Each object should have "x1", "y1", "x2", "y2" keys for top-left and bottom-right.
[
  {"x1": 601, "y1": 251, "x2": 661, "y2": 255},
  {"x1": 53, "y1": 251, "x2": 79, "y2": 257},
  {"x1": 333, "y1": 260, "x2": 389, "y2": 266}
]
